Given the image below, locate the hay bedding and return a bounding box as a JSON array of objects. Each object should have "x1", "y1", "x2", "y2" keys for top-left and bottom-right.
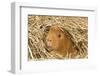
[{"x1": 28, "y1": 15, "x2": 88, "y2": 60}]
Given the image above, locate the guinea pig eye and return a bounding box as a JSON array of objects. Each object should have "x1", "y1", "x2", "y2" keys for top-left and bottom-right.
[{"x1": 58, "y1": 34, "x2": 61, "y2": 38}]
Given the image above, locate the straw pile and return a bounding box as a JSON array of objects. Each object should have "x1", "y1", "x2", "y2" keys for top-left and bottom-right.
[{"x1": 28, "y1": 15, "x2": 88, "y2": 60}]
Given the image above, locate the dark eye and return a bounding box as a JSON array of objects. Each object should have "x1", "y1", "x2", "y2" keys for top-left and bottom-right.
[{"x1": 58, "y1": 34, "x2": 61, "y2": 38}]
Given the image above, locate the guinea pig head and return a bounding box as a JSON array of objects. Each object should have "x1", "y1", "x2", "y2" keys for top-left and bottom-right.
[{"x1": 46, "y1": 25, "x2": 66, "y2": 51}]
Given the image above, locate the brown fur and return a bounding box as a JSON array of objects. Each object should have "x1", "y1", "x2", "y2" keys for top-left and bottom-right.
[{"x1": 45, "y1": 24, "x2": 78, "y2": 58}]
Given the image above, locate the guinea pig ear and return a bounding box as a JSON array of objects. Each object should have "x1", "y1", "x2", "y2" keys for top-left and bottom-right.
[
  {"x1": 44, "y1": 26, "x2": 51, "y2": 32},
  {"x1": 60, "y1": 27, "x2": 73, "y2": 39}
]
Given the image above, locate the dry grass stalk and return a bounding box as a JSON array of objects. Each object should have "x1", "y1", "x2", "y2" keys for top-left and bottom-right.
[{"x1": 28, "y1": 15, "x2": 88, "y2": 60}]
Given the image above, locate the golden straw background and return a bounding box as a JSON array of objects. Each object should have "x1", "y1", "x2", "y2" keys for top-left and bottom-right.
[{"x1": 28, "y1": 15, "x2": 88, "y2": 61}]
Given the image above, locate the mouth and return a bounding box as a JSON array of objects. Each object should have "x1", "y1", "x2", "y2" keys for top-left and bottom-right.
[{"x1": 45, "y1": 45, "x2": 54, "y2": 52}]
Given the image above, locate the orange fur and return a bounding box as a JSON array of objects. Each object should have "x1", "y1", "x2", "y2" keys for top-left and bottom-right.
[{"x1": 45, "y1": 24, "x2": 77, "y2": 58}]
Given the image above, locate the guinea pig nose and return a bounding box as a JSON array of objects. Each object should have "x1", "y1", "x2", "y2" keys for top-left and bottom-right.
[{"x1": 46, "y1": 40, "x2": 52, "y2": 47}]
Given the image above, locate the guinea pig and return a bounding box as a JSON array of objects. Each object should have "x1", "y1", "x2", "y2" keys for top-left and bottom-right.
[{"x1": 45, "y1": 24, "x2": 78, "y2": 58}]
